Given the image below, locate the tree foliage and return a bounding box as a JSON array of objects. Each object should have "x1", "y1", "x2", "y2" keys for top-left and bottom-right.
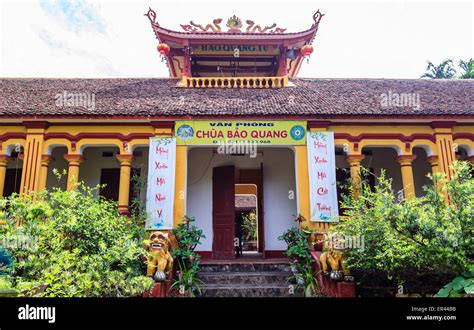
[
  {"x1": 458, "y1": 58, "x2": 474, "y2": 79},
  {"x1": 0, "y1": 183, "x2": 153, "y2": 297},
  {"x1": 421, "y1": 59, "x2": 456, "y2": 79},
  {"x1": 333, "y1": 161, "x2": 473, "y2": 284}
]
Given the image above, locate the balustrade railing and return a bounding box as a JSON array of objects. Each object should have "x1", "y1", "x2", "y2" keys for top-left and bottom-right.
[{"x1": 181, "y1": 76, "x2": 288, "y2": 89}]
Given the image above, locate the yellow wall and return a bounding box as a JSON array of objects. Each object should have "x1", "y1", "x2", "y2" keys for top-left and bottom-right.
[{"x1": 0, "y1": 121, "x2": 473, "y2": 234}]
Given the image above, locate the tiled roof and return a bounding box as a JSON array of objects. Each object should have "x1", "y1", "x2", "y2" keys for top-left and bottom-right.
[{"x1": 0, "y1": 78, "x2": 472, "y2": 118}]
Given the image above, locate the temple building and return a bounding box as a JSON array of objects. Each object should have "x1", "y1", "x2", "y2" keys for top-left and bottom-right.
[{"x1": 0, "y1": 8, "x2": 473, "y2": 260}]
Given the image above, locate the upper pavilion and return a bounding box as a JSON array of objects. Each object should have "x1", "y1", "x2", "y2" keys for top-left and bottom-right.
[{"x1": 145, "y1": 8, "x2": 323, "y2": 88}]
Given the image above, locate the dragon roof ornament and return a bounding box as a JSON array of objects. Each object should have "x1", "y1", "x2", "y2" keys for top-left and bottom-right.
[
  {"x1": 145, "y1": 7, "x2": 324, "y2": 35},
  {"x1": 180, "y1": 14, "x2": 286, "y2": 34}
]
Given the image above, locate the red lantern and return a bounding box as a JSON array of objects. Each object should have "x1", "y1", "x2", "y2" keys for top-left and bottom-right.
[
  {"x1": 301, "y1": 44, "x2": 314, "y2": 57},
  {"x1": 157, "y1": 43, "x2": 170, "y2": 56}
]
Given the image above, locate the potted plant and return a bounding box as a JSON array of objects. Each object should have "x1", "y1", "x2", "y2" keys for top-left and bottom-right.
[
  {"x1": 170, "y1": 216, "x2": 206, "y2": 297},
  {"x1": 279, "y1": 221, "x2": 320, "y2": 297}
]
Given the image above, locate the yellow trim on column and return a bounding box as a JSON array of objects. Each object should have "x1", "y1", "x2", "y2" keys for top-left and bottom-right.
[
  {"x1": 433, "y1": 127, "x2": 456, "y2": 180},
  {"x1": 20, "y1": 128, "x2": 46, "y2": 194},
  {"x1": 64, "y1": 154, "x2": 84, "y2": 191},
  {"x1": 38, "y1": 155, "x2": 54, "y2": 191},
  {"x1": 173, "y1": 145, "x2": 187, "y2": 227},
  {"x1": 294, "y1": 145, "x2": 310, "y2": 227},
  {"x1": 396, "y1": 155, "x2": 417, "y2": 198},
  {"x1": 346, "y1": 154, "x2": 366, "y2": 198},
  {"x1": 116, "y1": 154, "x2": 133, "y2": 215}
]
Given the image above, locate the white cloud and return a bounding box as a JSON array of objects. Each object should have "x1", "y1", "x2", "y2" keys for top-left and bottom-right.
[{"x1": 0, "y1": 0, "x2": 472, "y2": 78}]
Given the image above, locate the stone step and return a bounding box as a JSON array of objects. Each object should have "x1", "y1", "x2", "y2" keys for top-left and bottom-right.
[
  {"x1": 198, "y1": 271, "x2": 291, "y2": 285},
  {"x1": 200, "y1": 284, "x2": 302, "y2": 297},
  {"x1": 199, "y1": 262, "x2": 290, "y2": 273}
]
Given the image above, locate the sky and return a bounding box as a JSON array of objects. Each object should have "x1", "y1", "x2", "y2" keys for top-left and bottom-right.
[{"x1": 0, "y1": 0, "x2": 472, "y2": 78}]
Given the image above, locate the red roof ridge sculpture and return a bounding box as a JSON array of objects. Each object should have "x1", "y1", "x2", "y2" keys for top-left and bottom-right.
[
  {"x1": 179, "y1": 14, "x2": 286, "y2": 34},
  {"x1": 145, "y1": 7, "x2": 324, "y2": 36}
]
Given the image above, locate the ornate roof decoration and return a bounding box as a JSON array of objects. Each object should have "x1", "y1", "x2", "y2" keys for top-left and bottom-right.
[
  {"x1": 179, "y1": 13, "x2": 286, "y2": 34},
  {"x1": 145, "y1": 7, "x2": 323, "y2": 40},
  {"x1": 312, "y1": 10, "x2": 324, "y2": 27},
  {"x1": 144, "y1": 7, "x2": 325, "y2": 78},
  {"x1": 145, "y1": 8, "x2": 158, "y2": 26}
]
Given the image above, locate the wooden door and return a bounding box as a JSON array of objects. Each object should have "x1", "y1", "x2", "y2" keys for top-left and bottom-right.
[{"x1": 212, "y1": 166, "x2": 236, "y2": 259}]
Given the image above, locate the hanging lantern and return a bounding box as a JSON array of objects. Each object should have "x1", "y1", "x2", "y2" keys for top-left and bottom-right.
[
  {"x1": 301, "y1": 44, "x2": 314, "y2": 63},
  {"x1": 157, "y1": 43, "x2": 170, "y2": 62}
]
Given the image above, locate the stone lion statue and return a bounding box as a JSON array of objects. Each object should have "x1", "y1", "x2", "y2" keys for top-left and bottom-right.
[
  {"x1": 319, "y1": 246, "x2": 351, "y2": 281},
  {"x1": 146, "y1": 232, "x2": 174, "y2": 282}
]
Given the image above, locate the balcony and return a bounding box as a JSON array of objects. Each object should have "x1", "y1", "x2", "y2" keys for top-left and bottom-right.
[{"x1": 180, "y1": 76, "x2": 288, "y2": 89}]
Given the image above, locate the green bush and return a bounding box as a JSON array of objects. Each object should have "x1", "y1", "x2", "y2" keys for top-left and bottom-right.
[
  {"x1": 171, "y1": 215, "x2": 205, "y2": 297},
  {"x1": 333, "y1": 161, "x2": 473, "y2": 287},
  {"x1": 435, "y1": 264, "x2": 474, "y2": 297},
  {"x1": 279, "y1": 217, "x2": 318, "y2": 297},
  {"x1": 0, "y1": 182, "x2": 153, "y2": 297}
]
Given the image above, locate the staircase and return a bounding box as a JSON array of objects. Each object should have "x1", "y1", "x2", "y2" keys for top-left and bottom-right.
[{"x1": 199, "y1": 259, "x2": 301, "y2": 297}]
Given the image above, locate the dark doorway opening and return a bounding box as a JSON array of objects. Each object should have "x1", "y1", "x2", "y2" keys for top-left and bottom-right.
[
  {"x1": 99, "y1": 168, "x2": 141, "y2": 205},
  {"x1": 4, "y1": 168, "x2": 22, "y2": 197}
]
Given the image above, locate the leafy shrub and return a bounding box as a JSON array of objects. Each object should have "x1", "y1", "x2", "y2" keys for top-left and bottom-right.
[
  {"x1": 279, "y1": 219, "x2": 318, "y2": 297},
  {"x1": 0, "y1": 182, "x2": 153, "y2": 297},
  {"x1": 171, "y1": 215, "x2": 205, "y2": 297},
  {"x1": 435, "y1": 264, "x2": 474, "y2": 297},
  {"x1": 333, "y1": 161, "x2": 473, "y2": 288}
]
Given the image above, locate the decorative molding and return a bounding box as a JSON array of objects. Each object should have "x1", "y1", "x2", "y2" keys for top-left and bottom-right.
[
  {"x1": 23, "y1": 121, "x2": 49, "y2": 129},
  {"x1": 150, "y1": 121, "x2": 175, "y2": 130},
  {"x1": 307, "y1": 120, "x2": 331, "y2": 129},
  {"x1": 430, "y1": 121, "x2": 456, "y2": 129},
  {"x1": 334, "y1": 133, "x2": 436, "y2": 143},
  {"x1": 396, "y1": 155, "x2": 417, "y2": 164},
  {"x1": 44, "y1": 132, "x2": 154, "y2": 142},
  {"x1": 453, "y1": 133, "x2": 474, "y2": 141},
  {"x1": 0, "y1": 133, "x2": 27, "y2": 141},
  {"x1": 63, "y1": 154, "x2": 85, "y2": 164},
  {"x1": 346, "y1": 154, "x2": 365, "y2": 165}
]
